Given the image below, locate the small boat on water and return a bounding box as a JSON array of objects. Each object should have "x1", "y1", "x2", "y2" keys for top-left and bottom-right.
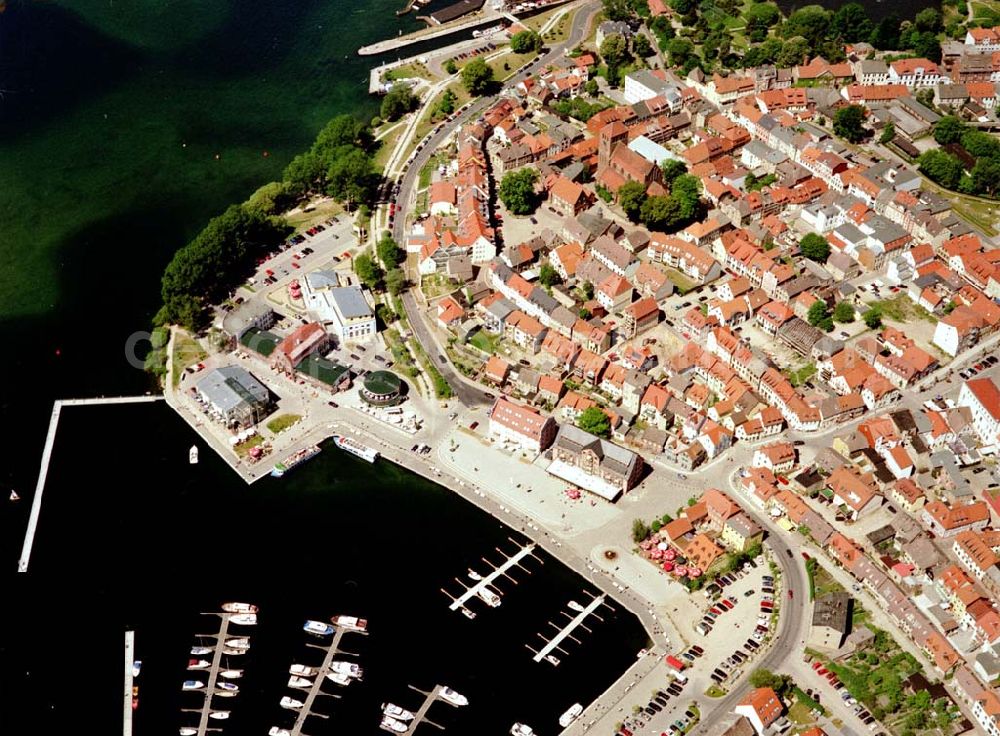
[
  {"x1": 467, "y1": 569, "x2": 482, "y2": 581},
  {"x1": 222, "y1": 602, "x2": 258, "y2": 614},
  {"x1": 380, "y1": 716, "x2": 409, "y2": 733},
  {"x1": 510, "y1": 724, "x2": 535, "y2": 736},
  {"x1": 219, "y1": 669, "x2": 243, "y2": 679},
  {"x1": 558, "y1": 703, "x2": 583, "y2": 728},
  {"x1": 289, "y1": 664, "x2": 317, "y2": 676},
  {"x1": 272, "y1": 445, "x2": 321, "y2": 477},
  {"x1": 9, "y1": 490, "x2": 19, "y2": 502},
  {"x1": 269, "y1": 729, "x2": 291, "y2": 736},
  {"x1": 287, "y1": 676, "x2": 313, "y2": 688},
  {"x1": 568, "y1": 600, "x2": 585, "y2": 613},
  {"x1": 325, "y1": 671, "x2": 351, "y2": 686},
  {"x1": 132, "y1": 660, "x2": 142, "y2": 678},
  {"x1": 224, "y1": 638, "x2": 250, "y2": 650},
  {"x1": 230, "y1": 613, "x2": 257, "y2": 626},
  {"x1": 303, "y1": 620, "x2": 334, "y2": 636},
  {"x1": 208, "y1": 711, "x2": 230, "y2": 720},
  {"x1": 383, "y1": 703, "x2": 415, "y2": 721},
  {"x1": 439, "y1": 686, "x2": 468, "y2": 706},
  {"x1": 180, "y1": 729, "x2": 197, "y2": 736},
  {"x1": 332, "y1": 615, "x2": 368, "y2": 632},
  {"x1": 329, "y1": 661, "x2": 363, "y2": 679},
  {"x1": 546, "y1": 654, "x2": 561, "y2": 666},
  {"x1": 188, "y1": 659, "x2": 211, "y2": 670},
  {"x1": 280, "y1": 696, "x2": 304, "y2": 710},
  {"x1": 182, "y1": 680, "x2": 205, "y2": 691},
  {"x1": 477, "y1": 587, "x2": 501, "y2": 607},
  {"x1": 190, "y1": 646, "x2": 212, "y2": 656},
  {"x1": 189, "y1": 445, "x2": 198, "y2": 464},
  {"x1": 215, "y1": 689, "x2": 238, "y2": 698},
  {"x1": 461, "y1": 608, "x2": 476, "y2": 620},
  {"x1": 217, "y1": 682, "x2": 239, "y2": 692}
]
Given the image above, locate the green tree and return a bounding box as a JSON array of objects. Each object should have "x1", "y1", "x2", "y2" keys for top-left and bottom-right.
[
  {"x1": 436, "y1": 89, "x2": 458, "y2": 117},
  {"x1": 660, "y1": 159, "x2": 688, "y2": 188},
  {"x1": 833, "y1": 301, "x2": 855, "y2": 323},
  {"x1": 380, "y1": 83, "x2": 418, "y2": 122},
  {"x1": 667, "y1": 37, "x2": 695, "y2": 67},
  {"x1": 603, "y1": 0, "x2": 634, "y2": 21},
  {"x1": 669, "y1": 0, "x2": 696, "y2": 14},
  {"x1": 633, "y1": 33, "x2": 652, "y2": 57},
  {"x1": 245, "y1": 181, "x2": 293, "y2": 218},
  {"x1": 582, "y1": 281, "x2": 595, "y2": 300},
  {"x1": 539, "y1": 263, "x2": 563, "y2": 287},
  {"x1": 376, "y1": 232, "x2": 404, "y2": 269},
  {"x1": 961, "y1": 129, "x2": 1000, "y2": 159},
  {"x1": 600, "y1": 33, "x2": 631, "y2": 69},
  {"x1": 807, "y1": 299, "x2": 830, "y2": 327},
  {"x1": 934, "y1": 115, "x2": 967, "y2": 145},
  {"x1": 914, "y1": 7, "x2": 942, "y2": 32},
  {"x1": 834, "y1": 104, "x2": 867, "y2": 143},
  {"x1": 313, "y1": 115, "x2": 372, "y2": 162},
  {"x1": 385, "y1": 267, "x2": 406, "y2": 295},
  {"x1": 970, "y1": 157, "x2": 1000, "y2": 197},
  {"x1": 869, "y1": 13, "x2": 901, "y2": 50},
  {"x1": 445, "y1": 59, "x2": 458, "y2": 75},
  {"x1": 879, "y1": 121, "x2": 896, "y2": 144},
  {"x1": 326, "y1": 146, "x2": 375, "y2": 207},
  {"x1": 283, "y1": 150, "x2": 327, "y2": 197},
  {"x1": 781, "y1": 5, "x2": 832, "y2": 48},
  {"x1": 800, "y1": 232, "x2": 830, "y2": 262},
  {"x1": 461, "y1": 57, "x2": 494, "y2": 96},
  {"x1": 577, "y1": 405, "x2": 612, "y2": 437},
  {"x1": 584, "y1": 78, "x2": 599, "y2": 96},
  {"x1": 618, "y1": 180, "x2": 648, "y2": 222},
  {"x1": 640, "y1": 194, "x2": 679, "y2": 232},
  {"x1": 750, "y1": 669, "x2": 792, "y2": 696},
  {"x1": 670, "y1": 174, "x2": 701, "y2": 220},
  {"x1": 354, "y1": 252, "x2": 383, "y2": 290},
  {"x1": 746, "y1": 2, "x2": 781, "y2": 37},
  {"x1": 863, "y1": 307, "x2": 883, "y2": 329},
  {"x1": 498, "y1": 168, "x2": 540, "y2": 215},
  {"x1": 918, "y1": 149, "x2": 964, "y2": 190},
  {"x1": 831, "y1": 2, "x2": 873, "y2": 42},
  {"x1": 777, "y1": 36, "x2": 811, "y2": 67},
  {"x1": 632, "y1": 517, "x2": 652, "y2": 543},
  {"x1": 911, "y1": 30, "x2": 941, "y2": 62},
  {"x1": 510, "y1": 29, "x2": 543, "y2": 54}
]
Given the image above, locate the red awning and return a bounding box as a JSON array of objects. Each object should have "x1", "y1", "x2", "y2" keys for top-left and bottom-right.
[{"x1": 665, "y1": 655, "x2": 685, "y2": 671}]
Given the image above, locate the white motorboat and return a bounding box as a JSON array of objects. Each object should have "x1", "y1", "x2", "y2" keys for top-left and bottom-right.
[
  {"x1": 215, "y1": 690, "x2": 238, "y2": 698},
  {"x1": 476, "y1": 587, "x2": 501, "y2": 607},
  {"x1": 208, "y1": 711, "x2": 230, "y2": 720},
  {"x1": 461, "y1": 608, "x2": 476, "y2": 620},
  {"x1": 9, "y1": 489, "x2": 19, "y2": 502},
  {"x1": 221, "y1": 602, "x2": 258, "y2": 613},
  {"x1": 439, "y1": 686, "x2": 468, "y2": 706},
  {"x1": 189, "y1": 445, "x2": 199, "y2": 464},
  {"x1": 329, "y1": 661, "x2": 363, "y2": 679},
  {"x1": 380, "y1": 716, "x2": 409, "y2": 733},
  {"x1": 230, "y1": 613, "x2": 257, "y2": 626},
  {"x1": 467, "y1": 568, "x2": 483, "y2": 581},
  {"x1": 289, "y1": 664, "x2": 317, "y2": 676},
  {"x1": 545, "y1": 654, "x2": 560, "y2": 666},
  {"x1": 219, "y1": 669, "x2": 243, "y2": 679},
  {"x1": 223, "y1": 648, "x2": 247, "y2": 656},
  {"x1": 132, "y1": 660, "x2": 142, "y2": 678},
  {"x1": 511, "y1": 725, "x2": 535, "y2": 736},
  {"x1": 179, "y1": 729, "x2": 197, "y2": 736},
  {"x1": 332, "y1": 615, "x2": 368, "y2": 632},
  {"x1": 558, "y1": 703, "x2": 583, "y2": 727},
  {"x1": 190, "y1": 646, "x2": 212, "y2": 656},
  {"x1": 303, "y1": 620, "x2": 334, "y2": 636},
  {"x1": 325, "y1": 671, "x2": 351, "y2": 686},
  {"x1": 288, "y1": 676, "x2": 313, "y2": 688},
  {"x1": 182, "y1": 680, "x2": 205, "y2": 691},
  {"x1": 268, "y1": 728, "x2": 291, "y2": 736},
  {"x1": 224, "y1": 638, "x2": 250, "y2": 650},
  {"x1": 188, "y1": 659, "x2": 211, "y2": 670},
  {"x1": 217, "y1": 682, "x2": 239, "y2": 692},
  {"x1": 280, "y1": 696, "x2": 304, "y2": 710},
  {"x1": 568, "y1": 600, "x2": 585, "y2": 613},
  {"x1": 382, "y1": 703, "x2": 415, "y2": 721}
]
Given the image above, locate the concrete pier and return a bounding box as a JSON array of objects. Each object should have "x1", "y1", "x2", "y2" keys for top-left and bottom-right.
[
  {"x1": 287, "y1": 627, "x2": 349, "y2": 736},
  {"x1": 190, "y1": 614, "x2": 236, "y2": 736},
  {"x1": 17, "y1": 395, "x2": 164, "y2": 573},
  {"x1": 445, "y1": 542, "x2": 538, "y2": 611},
  {"x1": 124, "y1": 631, "x2": 135, "y2": 736},
  {"x1": 531, "y1": 595, "x2": 605, "y2": 663}
]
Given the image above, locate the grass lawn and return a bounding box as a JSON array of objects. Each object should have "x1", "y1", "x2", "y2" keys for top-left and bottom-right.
[
  {"x1": 170, "y1": 331, "x2": 207, "y2": 388},
  {"x1": 286, "y1": 198, "x2": 343, "y2": 230},
  {"x1": 468, "y1": 329, "x2": 500, "y2": 354},
  {"x1": 664, "y1": 266, "x2": 698, "y2": 294},
  {"x1": 266, "y1": 414, "x2": 302, "y2": 434},
  {"x1": 917, "y1": 173, "x2": 1000, "y2": 236},
  {"x1": 488, "y1": 50, "x2": 538, "y2": 83},
  {"x1": 234, "y1": 434, "x2": 265, "y2": 458},
  {"x1": 420, "y1": 272, "x2": 461, "y2": 299},
  {"x1": 384, "y1": 61, "x2": 436, "y2": 83},
  {"x1": 787, "y1": 361, "x2": 816, "y2": 388},
  {"x1": 813, "y1": 563, "x2": 845, "y2": 599},
  {"x1": 418, "y1": 151, "x2": 451, "y2": 190},
  {"x1": 373, "y1": 121, "x2": 409, "y2": 171},
  {"x1": 705, "y1": 684, "x2": 726, "y2": 697},
  {"x1": 408, "y1": 82, "x2": 472, "y2": 158},
  {"x1": 871, "y1": 294, "x2": 937, "y2": 325}
]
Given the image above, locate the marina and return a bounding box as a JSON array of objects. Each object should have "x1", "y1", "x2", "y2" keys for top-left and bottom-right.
[
  {"x1": 443, "y1": 541, "x2": 539, "y2": 613},
  {"x1": 380, "y1": 684, "x2": 468, "y2": 734},
  {"x1": 529, "y1": 595, "x2": 608, "y2": 665}
]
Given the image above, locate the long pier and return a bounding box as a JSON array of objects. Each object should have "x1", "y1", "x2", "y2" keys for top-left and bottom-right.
[
  {"x1": 124, "y1": 631, "x2": 135, "y2": 736},
  {"x1": 287, "y1": 627, "x2": 350, "y2": 736},
  {"x1": 446, "y1": 542, "x2": 538, "y2": 611},
  {"x1": 184, "y1": 613, "x2": 238, "y2": 736},
  {"x1": 531, "y1": 595, "x2": 605, "y2": 663},
  {"x1": 399, "y1": 684, "x2": 448, "y2": 733},
  {"x1": 17, "y1": 395, "x2": 164, "y2": 573}
]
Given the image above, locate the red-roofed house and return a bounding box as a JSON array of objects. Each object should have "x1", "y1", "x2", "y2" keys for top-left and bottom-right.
[
  {"x1": 735, "y1": 687, "x2": 784, "y2": 735},
  {"x1": 488, "y1": 396, "x2": 557, "y2": 454}
]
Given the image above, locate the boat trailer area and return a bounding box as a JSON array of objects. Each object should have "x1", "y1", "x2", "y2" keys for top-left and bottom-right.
[{"x1": 442, "y1": 540, "x2": 540, "y2": 615}]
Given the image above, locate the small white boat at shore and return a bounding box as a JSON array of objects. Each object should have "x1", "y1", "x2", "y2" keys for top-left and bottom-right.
[
  {"x1": 329, "y1": 661, "x2": 363, "y2": 680},
  {"x1": 332, "y1": 615, "x2": 368, "y2": 632},
  {"x1": 224, "y1": 638, "x2": 250, "y2": 650},
  {"x1": 182, "y1": 680, "x2": 205, "y2": 691},
  {"x1": 215, "y1": 689, "x2": 238, "y2": 698},
  {"x1": 568, "y1": 600, "x2": 585, "y2": 613},
  {"x1": 288, "y1": 676, "x2": 313, "y2": 688},
  {"x1": 546, "y1": 654, "x2": 560, "y2": 666},
  {"x1": 280, "y1": 696, "x2": 304, "y2": 710},
  {"x1": 289, "y1": 664, "x2": 317, "y2": 676},
  {"x1": 230, "y1": 613, "x2": 257, "y2": 626},
  {"x1": 477, "y1": 587, "x2": 501, "y2": 607},
  {"x1": 439, "y1": 686, "x2": 468, "y2": 706},
  {"x1": 382, "y1": 703, "x2": 415, "y2": 721},
  {"x1": 132, "y1": 660, "x2": 142, "y2": 678},
  {"x1": 304, "y1": 620, "x2": 334, "y2": 636},
  {"x1": 222, "y1": 602, "x2": 258, "y2": 613},
  {"x1": 511, "y1": 724, "x2": 535, "y2": 736},
  {"x1": 558, "y1": 703, "x2": 583, "y2": 727},
  {"x1": 268, "y1": 729, "x2": 291, "y2": 736},
  {"x1": 208, "y1": 711, "x2": 230, "y2": 720},
  {"x1": 380, "y1": 715, "x2": 409, "y2": 733},
  {"x1": 219, "y1": 669, "x2": 243, "y2": 679}
]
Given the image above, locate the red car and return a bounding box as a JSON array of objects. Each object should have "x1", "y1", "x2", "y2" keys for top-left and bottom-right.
[
  {"x1": 811, "y1": 661, "x2": 822, "y2": 671},
  {"x1": 788, "y1": 590, "x2": 794, "y2": 599}
]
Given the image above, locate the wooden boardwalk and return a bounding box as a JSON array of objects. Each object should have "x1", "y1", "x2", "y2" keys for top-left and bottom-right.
[{"x1": 445, "y1": 542, "x2": 538, "y2": 612}]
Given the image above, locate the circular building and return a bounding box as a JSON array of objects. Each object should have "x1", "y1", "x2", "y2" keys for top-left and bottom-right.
[{"x1": 360, "y1": 370, "x2": 402, "y2": 406}]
